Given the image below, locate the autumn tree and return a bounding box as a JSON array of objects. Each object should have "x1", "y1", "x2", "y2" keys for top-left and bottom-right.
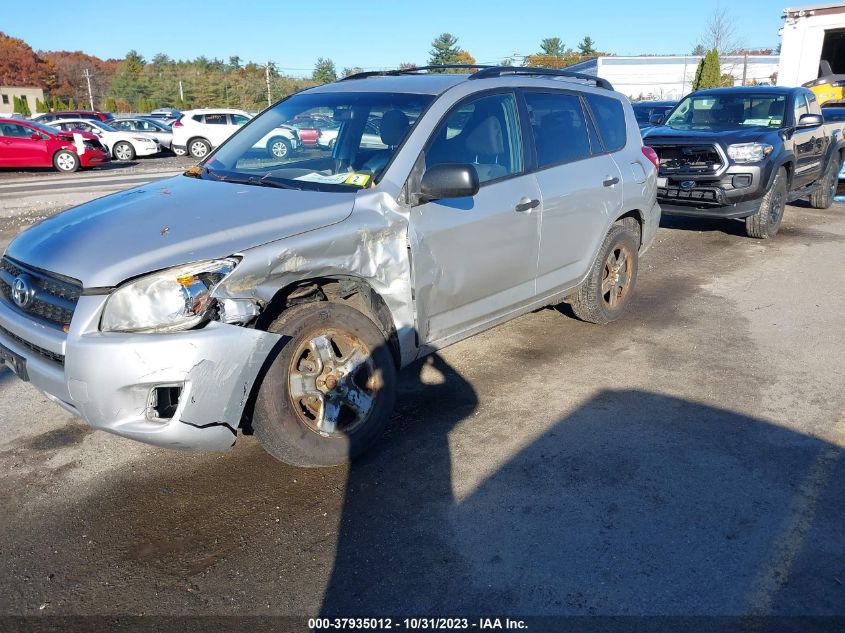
[{"x1": 0, "y1": 32, "x2": 56, "y2": 90}]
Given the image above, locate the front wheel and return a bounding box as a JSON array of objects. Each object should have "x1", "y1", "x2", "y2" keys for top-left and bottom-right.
[
  {"x1": 569, "y1": 221, "x2": 639, "y2": 324},
  {"x1": 266, "y1": 136, "x2": 292, "y2": 159},
  {"x1": 52, "y1": 150, "x2": 80, "y2": 173},
  {"x1": 113, "y1": 141, "x2": 135, "y2": 161},
  {"x1": 253, "y1": 302, "x2": 397, "y2": 467},
  {"x1": 809, "y1": 157, "x2": 838, "y2": 209},
  {"x1": 746, "y1": 167, "x2": 787, "y2": 239}
]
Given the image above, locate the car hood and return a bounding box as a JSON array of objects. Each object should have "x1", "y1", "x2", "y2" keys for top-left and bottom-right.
[
  {"x1": 6, "y1": 175, "x2": 356, "y2": 287},
  {"x1": 643, "y1": 125, "x2": 770, "y2": 145}
]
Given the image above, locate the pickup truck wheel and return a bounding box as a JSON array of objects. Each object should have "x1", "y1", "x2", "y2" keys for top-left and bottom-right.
[
  {"x1": 569, "y1": 222, "x2": 639, "y2": 324},
  {"x1": 253, "y1": 302, "x2": 397, "y2": 467},
  {"x1": 809, "y1": 158, "x2": 838, "y2": 209},
  {"x1": 746, "y1": 167, "x2": 787, "y2": 239}
]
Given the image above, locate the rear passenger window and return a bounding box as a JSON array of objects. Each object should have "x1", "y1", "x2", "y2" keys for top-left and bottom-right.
[
  {"x1": 204, "y1": 114, "x2": 228, "y2": 125},
  {"x1": 585, "y1": 94, "x2": 627, "y2": 152},
  {"x1": 523, "y1": 92, "x2": 591, "y2": 167}
]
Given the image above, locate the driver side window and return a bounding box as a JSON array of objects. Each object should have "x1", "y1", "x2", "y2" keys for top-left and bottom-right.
[
  {"x1": 426, "y1": 93, "x2": 524, "y2": 184},
  {"x1": 793, "y1": 94, "x2": 809, "y2": 124}
]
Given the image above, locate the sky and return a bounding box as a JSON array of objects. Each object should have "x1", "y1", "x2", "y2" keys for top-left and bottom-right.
[{"x1": 4, "y1": 0, "x2": 786, "y2": 77}]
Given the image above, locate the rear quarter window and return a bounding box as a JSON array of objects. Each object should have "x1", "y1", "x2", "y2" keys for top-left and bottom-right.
[{"x1": 585, "y1": 94, "x2": 627, "y2": 153}]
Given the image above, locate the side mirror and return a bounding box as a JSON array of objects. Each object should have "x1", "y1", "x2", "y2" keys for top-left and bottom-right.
[
  {"x1": 649, "y1": 113, "x2": 665, "y2": 125},
  {"x1": 30, "y1": 133, "x2": 42, "y2": 140},
  {"x1": 799, "y1": 113, "x2": 823, "y2": 127},
  {"x1": 419, "y1": 163, "x2": 480, "y2": 202}
]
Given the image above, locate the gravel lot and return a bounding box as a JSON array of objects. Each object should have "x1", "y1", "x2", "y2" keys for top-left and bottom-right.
[{"x1": 0, "y1": 162, "x2": 843, "y2": 621}]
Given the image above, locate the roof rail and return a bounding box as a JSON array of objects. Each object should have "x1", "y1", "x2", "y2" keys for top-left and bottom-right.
[
  {"x1": 469, "y1": 66, "x2": 614, "y2": 91},
  {"x1": 339, "y1": 64, "x2": 494, "y2": 81}
]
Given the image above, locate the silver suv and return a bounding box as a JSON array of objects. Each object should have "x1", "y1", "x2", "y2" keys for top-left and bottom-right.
[{"x1": 0, "y1": 66, "x2": 660, "y2": 466}]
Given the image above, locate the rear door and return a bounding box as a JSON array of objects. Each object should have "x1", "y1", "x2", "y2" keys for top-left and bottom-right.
[
  {"x1": 528, "y1": 90, "x2": 623, "y2": 295},
  {"x1": 202, "y1": 112, "x2": 231, "y2": 146},
  {"x1": 792, "y1": 93, "x2": 825, "y2": 187},
  {"x1": 408, "y1": 91, "x2": 542, "y2": 344}
]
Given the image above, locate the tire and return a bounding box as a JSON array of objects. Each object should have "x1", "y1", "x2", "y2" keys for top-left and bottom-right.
[
  {"x1": 266, "y1": 136, "x2": 292, "y2": 159},
  {"x1": 253, "y1": 302, "x2": 397, "y2": 467},
  {"x1": 113, "y1": 141, "x2": 135, "y2": 161},
  {"x1": 188, "y1": 138, "x2": 211, "y2": 158},
  {"x1": 328, "y1": 138, "x2": 336, "y2": 150},
  {"x1": 569, "y1": 221, "x2": 639, "y2": 325},
  {"x1": 745, "y1": 167, "x2": 787, "y2": 239},
  {"x1": 809, "y1": 157, "x2": 838, "y2": 209},
  {"x1": 52, "y1": 150, "x2": 79, "y2": 173}
]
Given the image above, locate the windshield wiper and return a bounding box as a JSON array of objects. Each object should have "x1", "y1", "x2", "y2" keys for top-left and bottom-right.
[{"x1": 201, "y1": 168, "x2": 301, "y2": 190}]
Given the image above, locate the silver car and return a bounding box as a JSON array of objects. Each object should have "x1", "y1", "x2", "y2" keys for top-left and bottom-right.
[
  {"x1": 110, "y1": 117, "x2": 174, "y2": 151},
  {"x1": 0, "y1": 66, "x2": 660, "y2": 466}
]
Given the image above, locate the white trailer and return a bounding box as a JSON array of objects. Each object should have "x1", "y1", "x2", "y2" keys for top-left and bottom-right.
[{"x1": 778, "y1": 3, "x2": 845, "y2": 86}]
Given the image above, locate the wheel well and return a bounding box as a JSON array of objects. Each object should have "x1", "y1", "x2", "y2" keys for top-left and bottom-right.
[
  {"x1": 255, "y1": 276, "x2": 401, "y2": 368},
  {"x1": 780, "y1": 161, "x2": 793, "y2": 188},
  {"x1": 615, "y1": 211, "x2": 643, "y2": 247}
]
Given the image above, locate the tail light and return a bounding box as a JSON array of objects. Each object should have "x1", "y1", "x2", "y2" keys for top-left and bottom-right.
[
  {"x1": 642, "y1": 146, "x2": 660, "y2": 171},
  {"x1": 172, "y1": 118, "x2": 183, "y2": 128}
]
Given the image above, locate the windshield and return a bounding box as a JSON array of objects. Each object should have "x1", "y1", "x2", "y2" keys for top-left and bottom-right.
[
  {"x1": 665, "y1": 94, "x2": 786, "y2": 130},
  {"x1": 204, "y1": 91, "x2": 433, "y2": 192},
  {"x1": 94, "y1": 121, "x2": 117, "y2": 132}
]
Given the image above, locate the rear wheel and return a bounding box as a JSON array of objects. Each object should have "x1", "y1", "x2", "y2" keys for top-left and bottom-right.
[
  {"x1": 809, "y1": 157, "x2": 838, "y2": 209},
  {"x1": 188, "y1": 138, "x2": 211, "y2": 158},
  {"x1": 253, "y1": 302, "x2": 397, "y2": 467},
  {"x1": 113, "y1": 141, "x2": 135, "y2": 161},
  {"x1": 569, "y1": 222, "x2": 639, "y2": 324},
  {"x1": 52, "y1": 150, "x2": 79, "y2": 173},
  {"x1": 746, "y1": 167, "x2": 787, "y2": 239}
]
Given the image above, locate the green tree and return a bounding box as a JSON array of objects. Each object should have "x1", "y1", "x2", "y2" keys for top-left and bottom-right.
[
  {"x1": 35, "y1": 97, "x2": 47, "y2": 113},
  {"x1": 692, "y1": 48, "x2": 721, "y2": 90},
  {"x1": 228, "y1": 55, "x2": 241, "y2": 71},
  {"x1": 540, "y1": 37, "x2": 565, "y2": 57},
  {"x1": 67, "y1": 97, "x2": 76, "y2": 109},
  {"x1": 342, "y1": 66, "x2": 364, "y2": 78},
  {"x1": 691, "y1": 43, "x2": 707, "y2": 56},
  {"x1": 103, "y1": 96, "x2": 117, "y2": 112},
  {"x1": 13, "y1": 96, "x2": 31, "y2": 116},
  {"x1": 428, "y1": 32, "x2": 461, "y2": 68},
  {"x1": 312, "y1": 57, "x2": 337, "y2": 83},
  {"x1": 578, "y1": 36, "x2": 596, "y2": 56}
]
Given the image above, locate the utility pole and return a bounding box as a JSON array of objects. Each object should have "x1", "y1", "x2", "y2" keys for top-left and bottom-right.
[
  {"x1": 83, "y1": 68, "x2": 94, "y2": 110},
  {"x1": 741, "y1": 53, "x2": 748, "y2": 86},
  {"x1": 178, "y1": 80, "x2": 184, "y2": 104},
  {"x1": 265, "y1": 61, "x2": 272, "y2": 107}
]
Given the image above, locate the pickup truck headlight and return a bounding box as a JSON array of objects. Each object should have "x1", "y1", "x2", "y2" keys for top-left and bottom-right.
[
  {"x1": 727, "y1": 143, "x2": 773, "y2": 163},
  {"x1": 100, "y1": 258, "x2": 238, "y2": 333}
]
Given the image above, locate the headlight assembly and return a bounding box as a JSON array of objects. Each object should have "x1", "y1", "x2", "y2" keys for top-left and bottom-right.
[
  {"x1": 727, "y1": 143, "x2": 773, "y2": 163},
  {"x1": 100, "y1": 258, "x2": 238, "y2": 333}
]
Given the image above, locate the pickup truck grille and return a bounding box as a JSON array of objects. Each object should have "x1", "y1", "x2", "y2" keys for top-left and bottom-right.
[
  {"x1": 652, "y1": 144, "x2": 723, "y2": 175},
  {"x1": 0, "y1": 257, "x2": 81, "y2": 329}
]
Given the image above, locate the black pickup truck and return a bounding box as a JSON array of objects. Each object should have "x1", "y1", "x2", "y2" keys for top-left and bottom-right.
[{"x1": 643, "y1": 86, "x2": 844, "y2": 238}]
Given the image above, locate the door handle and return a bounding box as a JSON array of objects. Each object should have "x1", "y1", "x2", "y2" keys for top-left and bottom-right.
[
  {"x1": 515, "y1": 197, "x2": 540, "y2": 213},
  {"x1": 603, "y1": 176, "x2": 620, "y2": 187}
]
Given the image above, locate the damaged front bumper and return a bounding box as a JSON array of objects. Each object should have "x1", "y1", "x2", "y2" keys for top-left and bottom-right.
[{"x1": 0, "y1": 294, "x2": 279, "y2": 451}]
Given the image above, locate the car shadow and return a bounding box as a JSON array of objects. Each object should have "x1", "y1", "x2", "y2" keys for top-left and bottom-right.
[
  {"x1": 659, "y1": 214, "x2": 748, "y2": 236},
  {"x1": 321, "y1": 388, "x2": 845, "y2": 617}
]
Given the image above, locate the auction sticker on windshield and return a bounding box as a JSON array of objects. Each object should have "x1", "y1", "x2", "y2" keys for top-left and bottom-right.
[{"x1": 295, "y1": 172, "x2": 371, "y2": 187}]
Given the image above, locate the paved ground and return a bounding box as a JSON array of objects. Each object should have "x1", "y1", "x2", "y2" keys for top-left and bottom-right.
[{"x1": 0, "y1": 163, "x2": 844, "y2": 620}]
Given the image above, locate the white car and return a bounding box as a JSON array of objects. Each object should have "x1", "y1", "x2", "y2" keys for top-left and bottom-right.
[
  {"x1": 172, "y1": 108, "x2": 301, "y2": 159},
  {"x1": 171, "y1": 109, "x2": 253, "y2": 158},
  {"x1": 50, "y1": 119, "x2": 160, "y2": 160},
  {"x1": 252, "y1": 125, "x2": 301, "y2": 158}
]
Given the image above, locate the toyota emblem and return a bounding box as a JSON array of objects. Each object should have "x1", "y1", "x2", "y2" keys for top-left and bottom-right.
[{"x1": 11, "y1": 274, "x2": 34, "y2": 309}]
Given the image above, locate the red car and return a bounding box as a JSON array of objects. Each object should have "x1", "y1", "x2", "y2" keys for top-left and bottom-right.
[
  {"x1": 285, "y1": 116, "x2": 334, "y2": 147},
  {"x1": 0, "y1": 118, "x2": 110, "y2": 172}
]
